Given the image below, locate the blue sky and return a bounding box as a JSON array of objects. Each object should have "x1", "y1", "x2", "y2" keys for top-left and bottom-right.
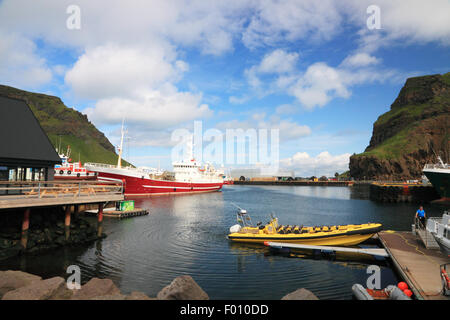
[{"x1": 1, "y1": 1, "x2": 449, "y2": 176}]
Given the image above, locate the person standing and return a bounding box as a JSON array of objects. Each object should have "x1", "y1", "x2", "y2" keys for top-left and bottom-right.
[{"x1": 415, "y1": 206, "x2": 427, "y2": 229}]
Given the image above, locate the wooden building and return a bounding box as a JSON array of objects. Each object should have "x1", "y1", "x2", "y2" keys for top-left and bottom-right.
[{"x1": 0, "y1": 96, "x2": 61, "y2": 182}]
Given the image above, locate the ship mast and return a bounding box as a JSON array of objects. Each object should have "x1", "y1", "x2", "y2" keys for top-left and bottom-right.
[{"x1": 117, "y1": 120, "x2": 125, "y2": 168}]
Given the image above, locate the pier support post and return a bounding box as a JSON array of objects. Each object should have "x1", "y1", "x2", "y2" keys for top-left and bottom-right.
[
  {"x1": 21, "y1": 208, "x2": 30, "y2": 249},
  {"x1": 65, "y1": 205, "x2": 71, "y2": 240},
  {"x1": 97, "y1": 203, "x2": 104, "y2": 238}
]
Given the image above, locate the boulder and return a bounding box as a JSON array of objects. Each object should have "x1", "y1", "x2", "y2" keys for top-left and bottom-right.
[
  {"x1": 157, "y1": 275, "x2": 209, "y2": 300},
  {"x1": 91, "y1": 294, "x2": 127, "y2": 300},
  {"x1": 126, "y1": 291, "x2": 156, "y2": 300},
  {"x1": 281, "y1": 288, "x2": 319, "y2": 300},
  {"x1": 0, "y1": 270, "x2": 42, "y2": 298},
  {"x1": 71, "y1": 278, "x2": 120, "y2": 300},
  {"x1": 2, "y1": 276, "x2": 72, "y2": 300}
]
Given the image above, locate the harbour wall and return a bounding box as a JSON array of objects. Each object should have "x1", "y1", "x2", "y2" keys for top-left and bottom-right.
[
  {"x1": 232, "y1": 180, "x2": 440, "y2": 203},
  {"x1": 233, "y1": 180, "x2": 352, "y2": 186},
  {"x1": 368, "y1": 184, "x2": 440, "y2": 203},
  {"x1": 0, "y1": 206, "x2": 101, "y2": 261}
]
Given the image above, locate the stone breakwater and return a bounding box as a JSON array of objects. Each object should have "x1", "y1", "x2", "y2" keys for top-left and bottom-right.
[
  {"x1": 0, "y1": 270, "x2": 319, "y2": 300},
  {"x1": 0, "y1": 207, "x2": 101, "y2": 261},
  {"x1": 369, "y1": 184, "x2": 440, "y2": 203}
]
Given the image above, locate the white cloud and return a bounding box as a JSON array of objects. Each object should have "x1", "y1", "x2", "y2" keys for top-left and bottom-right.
[
  {"x1": 0, "y1": 32, "x2": 52, "y2": 88},
  {"x1": 242, "y1": 49, "x2": 300, "y2": 97},
  {"x1": 345, "y1": 0, "x2": 450, "y2": 48},
  {"x1": 281, "y1": 53, "x2": 403, "y2": 109},
  {"x1": 280, "y1": 151, "x2": 351, "y2": 177},
  {"x1": 216, "y1": 114, "x2": 311, "y2": 143},
  {"x1": 65, "y1": 44, "x2": 183, "y2": 100},
  {"x1": 242, "y1": 0, "x2": 344, "y2": 48},
  {"x1": 84, "y1": 84, "x2": 212, "y2": 130},
  {"x1": 288, "y1": 62, "x2": 351, "y2": 109},
  {"x1": 257, "y1": 49, "x2": 299, "y2": 74},
  {"x1": 340, "y1": 52, "x2": 380, "y2": 68},
  {"x1": 275, "y1": 104, "x2": 297, "y2": 115}
]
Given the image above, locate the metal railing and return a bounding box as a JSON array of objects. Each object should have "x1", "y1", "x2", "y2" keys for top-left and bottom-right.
[
  {"x1": 0, "y1": 180, "x2": 123, "y2": 201},
  {"x1": 424, "y1": 163, "x2": 450, "y2": 169}
]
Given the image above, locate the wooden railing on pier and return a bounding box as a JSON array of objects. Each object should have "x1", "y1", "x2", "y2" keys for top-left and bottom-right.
[{"x1": 0, "y1": 180, "x2": 124, "y2": 209}]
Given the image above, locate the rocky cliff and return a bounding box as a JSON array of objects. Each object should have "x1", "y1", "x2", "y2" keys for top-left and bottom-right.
[
  {"x1": 350, "y1": 73, "x2": 450, "y2": 181},
  {"x1": 0, "y1": 84, "x2": 130, "y2": 166}
]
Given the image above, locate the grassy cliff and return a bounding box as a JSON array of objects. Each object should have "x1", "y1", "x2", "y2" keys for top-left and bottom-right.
[
  {"x1": 0, "y1": 84, "x2": 132, "y2": 166},
  {"x1": 349, "y1": 73, "x2": 450, "y2": 180}
]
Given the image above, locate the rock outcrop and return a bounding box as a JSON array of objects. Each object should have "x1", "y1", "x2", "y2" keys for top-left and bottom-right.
[
  {"x1": 350, "y1": 73, "x2": 450, "y2": 180},
  {"x1": 0, "y1": 270, "x2": 321, "y2": 300},
  {"x1": 0, "y1": 270, "x2": 42, "y2": 298},
  {"x1": 157, "y1": 275, "x2": 209, "y2": 300},
  {"x1": 281, "y1": 288, "x2": 319, "y2": 300},
  {"x1": 0, "y1": 271, "x2": 152, "y2": 300}
]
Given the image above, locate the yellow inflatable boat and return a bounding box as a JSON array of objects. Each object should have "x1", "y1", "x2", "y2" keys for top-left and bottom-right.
[{"x1": 227, "y1": 209, "x2": 382, "y2": 246}]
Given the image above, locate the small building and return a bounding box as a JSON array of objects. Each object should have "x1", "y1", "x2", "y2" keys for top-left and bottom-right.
[
  {"x1": 0, "y1": 96, "x2": 61, "y2": 182},
  {"x1": 231, "y1": 167, "x2": 294, "y2": 181}
]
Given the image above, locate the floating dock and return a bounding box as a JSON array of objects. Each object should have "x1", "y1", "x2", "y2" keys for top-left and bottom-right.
[
  {"x1": 264, "y1": 241, "x2": 389, "y2": 257},
  {"x1": 84, "y1": 207, "x2": 149, "y2": 219},
  {"x1": 378, "y1": 231, "x2": 450, "y2": 300}
]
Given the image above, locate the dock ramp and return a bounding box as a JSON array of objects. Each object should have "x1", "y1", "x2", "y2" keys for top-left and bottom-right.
[{"x1": 264, "y1": 242, "x2": 389, "y2": 257}]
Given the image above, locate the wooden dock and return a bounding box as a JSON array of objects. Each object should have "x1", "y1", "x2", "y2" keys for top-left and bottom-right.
[
  {"x1": 379, "y1": 231, "x2": 450, "y2": 300},
  {"x1": 0, "y1": 180, "x2": 124, "y2": 209},
  {"x1": 0, "y1": 180, "x2": 125, "y2": 250},
  {"x1": 84, "y1": 207, "x2": 149, "y2": 219}
]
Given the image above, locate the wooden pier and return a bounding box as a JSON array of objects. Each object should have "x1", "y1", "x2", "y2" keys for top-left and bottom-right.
[
  {"x1": 0, "y1": 180, "x2": 124, "y2": 209},
  {"x1": 84, "y1": 207, "x2": 149, "y2": 219},
  {"x1": 0, "y1": 180, "x2": 124, "y2": 250},
  {"x1": 379, "y1": 231, "x2": 450, "y2": 300}
]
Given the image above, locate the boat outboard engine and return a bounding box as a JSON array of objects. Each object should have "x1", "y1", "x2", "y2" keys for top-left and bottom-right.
[{"x1": 229, "y1": 224, "x2": 241, "y2": 233}]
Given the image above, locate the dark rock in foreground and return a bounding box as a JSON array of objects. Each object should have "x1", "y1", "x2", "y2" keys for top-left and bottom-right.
[
  {"x1": 0, "y1": 269, "x2": 320, "y2": 300},
  {"x1": 281, "y1": 288, "x2": 319, "y2": 300},
  {"x1": 0, "y1": 270, "x2": 42, "y2": 299},
  {"x1": 157, "y1": 275, "x2": 209, "y2": 300}
]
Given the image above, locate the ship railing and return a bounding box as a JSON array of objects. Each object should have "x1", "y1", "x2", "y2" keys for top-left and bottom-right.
[
  {"x1": 0, "y1": 180, "x2": 123, "y2": 201},
  {"x1": 85, "y1": 162, "x2": 130, "y2": 169},
  {"x1": 84, "y1": 162, "x2": 150, "y2": 173},
  {"x1": 424, "y1": 163, "x2": 450, "y2": 169}
]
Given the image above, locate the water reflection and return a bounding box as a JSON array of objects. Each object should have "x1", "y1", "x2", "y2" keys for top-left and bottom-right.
[{"x1": 2, "y1": 185, "x2": 443, "y2": 299}]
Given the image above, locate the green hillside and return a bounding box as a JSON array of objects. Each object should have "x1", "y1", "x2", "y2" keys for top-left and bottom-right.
[
  {"x1": 0, "y1": 84, "x2": 132, "y2": 166},
  {"x1": 349, "y1": 72, "x2": 450, "y2": 180}
]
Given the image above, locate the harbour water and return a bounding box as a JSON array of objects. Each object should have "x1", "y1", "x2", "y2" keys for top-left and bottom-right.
[{"x1": 0, "y1": 185, "x2": 445, "y2": 299}]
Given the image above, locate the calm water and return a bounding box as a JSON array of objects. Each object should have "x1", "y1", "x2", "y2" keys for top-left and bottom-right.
[{"x1": 0, "y1": 185, "x2": 446, "y2": 299}]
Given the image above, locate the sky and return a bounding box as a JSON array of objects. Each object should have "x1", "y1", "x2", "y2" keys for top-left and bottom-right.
[{"x1": 0, "y1": 0, "x2": 449, "y2": 177}]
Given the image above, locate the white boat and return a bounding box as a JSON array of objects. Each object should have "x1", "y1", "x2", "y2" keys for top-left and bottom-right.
[
  {"x1": 54, "y1": 146, "x2": 96, "y2": 180},
  {"x1": 426, "y1": 211, "x2": 450, "y2": 257},
  {"x1": 422, "y1": 156, "x2": 450, "y2": 199}
]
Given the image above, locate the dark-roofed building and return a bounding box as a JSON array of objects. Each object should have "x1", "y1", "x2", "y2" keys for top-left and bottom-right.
[{"x1": 0, "y1": 96, "x2": 61, "y2": 181}]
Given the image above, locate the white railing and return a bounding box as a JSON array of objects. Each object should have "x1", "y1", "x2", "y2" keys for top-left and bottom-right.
[
  {"x1": 424, "y1": 163, "x2": 450, "y2": 170},
  {"x1": 85, "y1": 162, "x2": 127, "y2": 169}
]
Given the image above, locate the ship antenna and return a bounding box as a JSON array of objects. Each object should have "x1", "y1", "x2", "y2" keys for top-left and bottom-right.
[{"x1": 117, "y1": 119, "x2": 126, "y2": 168}]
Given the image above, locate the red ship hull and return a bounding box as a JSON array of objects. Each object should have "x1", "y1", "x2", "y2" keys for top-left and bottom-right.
[{"x1": 96, "y1": 171, "x2": 223, "y2": 197}]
